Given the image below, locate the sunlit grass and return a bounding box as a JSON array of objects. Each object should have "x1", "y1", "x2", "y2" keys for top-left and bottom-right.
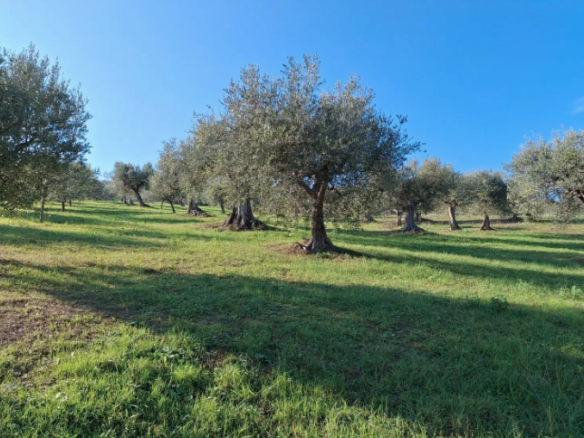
[{"x1": 1, "y1": 201, "x2": 583, "y2": 437}]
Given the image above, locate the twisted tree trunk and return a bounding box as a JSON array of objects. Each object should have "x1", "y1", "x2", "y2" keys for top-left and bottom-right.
[
  {"x1": 68, "y1": 200, "x2": 72, "y2": 207},
  {"x1": 222, "y1": 198, "x2": 263, "y2": 230},
  {"x1": 160, "y1": 200, "x2": 164, "y2": 209},
  {"x1": 302, "y1": 187, "x2": 335, "y2": 252},
  {"x1": 401, "y1": 202, "x2": 424, "y2": 233},
  {"x1": 132, "y1": 189, "x2": 147, "y2": 207},
  {"x1": 61, "y1": 202, "x2": 66, "y2": 212},
  {"x1": 446, "y1": 201, "x2": 461, "y2": 231},
  {"x1": 187, "y1": 199, "x2": 209, "y2": 216},
  {"x1": 480, "y1": 212, "x2": 494, "y2": 231},
  {"x1": 220, "y1": 199, "x2": 226, "y2": 214},
  {"x1": 396, "y1": 211, "x2": 402, "y2": 227},
  {"x1": 169, "y1": 200, "x2": 175, "y2": 213}
]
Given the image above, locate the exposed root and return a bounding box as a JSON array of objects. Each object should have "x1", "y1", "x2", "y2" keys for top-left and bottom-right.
[
  {"x1": 189, "y1": 209, "x2": 211, "y2": 217},
  {"x1": 292, "y1": 236, "x2": 336, "y2": 253},
  {"x1": 401, "y1": 225, "x2": 425, "y2": 233}
]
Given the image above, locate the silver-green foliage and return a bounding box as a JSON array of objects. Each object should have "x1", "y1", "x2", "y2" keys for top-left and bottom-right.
[
  {"x1": 383, "y1": 158, "x2": 457, "y2": 215},
  {"x1": 194, "y1": 55, "x2": 419, "y2": 247},
  {"x1": 506, "y1": 129, "x2": 584, "y2": 220},
  {"x1": 111, "y1": 162, "x2": 154, "y2": 207},
  {"x1": 151, "y1": 140, "x2": 183, "y2": 205},
  {"x1": 456, "y1": 170, "x2": 510, "y2": 217},
  {"x1": 0, "y1": 44, "x2": 90, "y2": 209},
  {"x1": 49, "y1": 162, "x2": 101, "y2": 205}
]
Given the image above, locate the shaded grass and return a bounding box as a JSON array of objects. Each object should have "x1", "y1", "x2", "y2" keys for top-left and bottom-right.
[{"x1": 0, "y1": 201, "x2": 583, "y2": 437}]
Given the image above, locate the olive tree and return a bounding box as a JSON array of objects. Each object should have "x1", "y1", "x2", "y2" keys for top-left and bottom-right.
[
  {"x1": 192, "y1": 112, "x2": 264, "y2": 228},
  {"x1": 458, "y1": 171, "x2": 509, "y2": 230},
  {"x1": 0, "y1": 44, "x2": 91, "y2": 218},
  {"x1": 151, "y1": 140, "x2": 183, "y2": 213},
  {"x1": 383, "y1": 158, "x2": 456, "y2": 233},
  {"x1": 195, "y1": 56, "x2": 419, "y2": 250},
  {"x1": 506, "y1": 129, "x2": 584, "y2": 221},
  {"x1": 177, "y1": 135, "x2": 213, "y2": 216},
  {"x1": 49, "y1": 162, "x2": 101, "y2": 211},
  {"x1": 111, "y1": 162, "x2": 154, "y2": 207}
]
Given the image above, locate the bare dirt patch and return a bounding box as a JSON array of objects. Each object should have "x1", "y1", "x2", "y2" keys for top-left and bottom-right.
[{"x1": 0, "y1": 298, "x2": 103, "y2": 345}]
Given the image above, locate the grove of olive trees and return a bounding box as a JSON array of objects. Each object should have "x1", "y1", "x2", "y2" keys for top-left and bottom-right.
[{"x1": 2, "y1": 44, "x2": 582, "y2": 243}]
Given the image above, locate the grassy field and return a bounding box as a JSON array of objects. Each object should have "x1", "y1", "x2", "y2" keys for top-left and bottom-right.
[{"x1": 1, "y1": 201, "x2": 583, "y2": 437}]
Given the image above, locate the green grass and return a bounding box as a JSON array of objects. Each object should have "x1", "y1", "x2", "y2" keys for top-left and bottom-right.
[{"x1": 1, "y1": 201, "x2": 584, "y2": 437}]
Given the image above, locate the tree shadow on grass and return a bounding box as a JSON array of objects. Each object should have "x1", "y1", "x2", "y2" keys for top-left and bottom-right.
[
  {"x1": 2, "y1": 259, "x2": 584, "y2": 436},
  {"x1": 338, "y1": 229, "x2": 584, "y2": 271},
  {"x1": 0, "y1": 225, "x2": 214, "y2": 249}
]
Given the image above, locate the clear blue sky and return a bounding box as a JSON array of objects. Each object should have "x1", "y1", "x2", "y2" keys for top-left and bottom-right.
[{"x1": 2, "y1": 0, "x2": 583, "y2": 174}]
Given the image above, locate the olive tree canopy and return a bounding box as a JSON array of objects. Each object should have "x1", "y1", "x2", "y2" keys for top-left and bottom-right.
[
  {"x1": 506, "y1": 129, "x2": 584, "y2": 221},
  {"x1": 195, "y1": 55, "x2": 419, "y2": 251},
  {"x1": 111, "y1": 162, "x2": 154, "y2": 207},
  {"x1": 457, "y1": 170, "x2": 509, "y2": 230},
  {"x1": 383, "y1": 158, "x2": 456, "y2": 233},
  {"x1": 49, "y1": 162, "x2": 101, "y2": 211},
  {"x1": 0, "y1": 44, "x2": 91, "y2": 216},
  {"x1": 151, "y1": 140, "x2": 183, "y2": 213}
]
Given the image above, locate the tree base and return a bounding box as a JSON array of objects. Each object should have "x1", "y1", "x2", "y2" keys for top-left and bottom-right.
[
  {"x1": 364, "y1": 215, "x2": 376, "y2": 223},
  {"x1": 189, "y1": 209, "x2": 211, "y2": 217},
  {"x1": 293, "y1": 236, "x2": 336, "y2": 253},
  {"x1": 480, "y1": 215, "x2": 495, "y2": 231},
  {"x1": 221, "y1": 211, "x2": 265, "y2": 230},
  {"x1": 222, "y1": 218, "x2": 265, "y2": 231},
  {"x1": 401, "y1": 224, "x2": 425, "y2": 233},
  {"x1": 449, "y1": 224, "x2": 462, "y2": 231}
]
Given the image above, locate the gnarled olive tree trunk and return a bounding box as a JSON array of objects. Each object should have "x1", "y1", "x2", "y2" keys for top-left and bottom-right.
[
  {"x1": 401, "y1": 202, "x2": 424, "y2": 233},
  {"x1": 132, "y1": 189, "x2": 147, "y2": 207},
  {"x1": 480, "y1": 212, "x2": 494, "y2": 231},
  {"x1": 222, "y1": 198, "x2": 263, "y2": 230},
  {"x1": 446, "y1": 200, "x2": 461, "y2": 231},
  {"x1": 301, "y1": 187, "x2": 335, "y2": 252},
  {"x1": 396, "y1": 211, "x2": 402, "y2": 227},
  {"x1": 61, "y1": 202, "x2": 66, "y2": 212},
  {"x1": 187, "y1": 198, "x2": 209, "y2": 216}
]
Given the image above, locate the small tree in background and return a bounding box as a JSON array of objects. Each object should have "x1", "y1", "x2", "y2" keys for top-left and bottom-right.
[
  {"x1": 49, "y1": 162, "x2": 101, "y2": 211},
  {"x1": 111, "y1": 162, "x2": 154, "y2": 207},
  {"x1": 192, "y1": 112, "x2": 263, "y2": 228},
  {"x1": 383, "y1": 158, "x2": 456, "y2": 233},
  {"x1": 458, "y1": 170, "x2": 509, "y2": 230},
  {"x1": 177, "y1": 135, "x2": 213, "y2": 217},
  {"x1": 151, "y1": 140, "x2": 183, "y2": 213}
]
